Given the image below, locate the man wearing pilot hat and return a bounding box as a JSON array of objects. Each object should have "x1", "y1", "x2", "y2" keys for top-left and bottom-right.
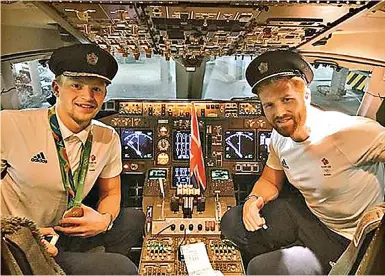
[
  {"x1": 1, "y1": 44, "x2": 144, "y2": 274},
  {"x1": 221, "y1": 50, "x2": 385, "y2": 274}
]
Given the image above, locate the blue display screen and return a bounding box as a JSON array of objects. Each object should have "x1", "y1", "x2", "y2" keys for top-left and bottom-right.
[
  {"x1": 173, "y1": 130, "x2": 191, "y2": 161},
  {"x1": 121, "y1": 129, "x2": 154, "y2": 160},
  {"x1": 224, "y1": 130, "x2": 256, "y2": 160},
  {"x1": 172, "y1": 166, "x2": 190, "y2": 187}
]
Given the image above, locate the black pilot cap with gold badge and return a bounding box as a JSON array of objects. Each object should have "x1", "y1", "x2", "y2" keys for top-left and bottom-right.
[
  {"x1": 49, "y1": 43, "x2": 118, "y2": 84},
  {"x1": 246, "y1": 50, "x2": 314, "y2": 94}
]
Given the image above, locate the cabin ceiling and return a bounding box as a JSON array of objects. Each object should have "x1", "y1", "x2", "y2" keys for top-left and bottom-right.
[
  {"x1": 299, "y1": 1, "x2": 385, "y2": 67},
  {"x1": 1, "y1": 1, "x2": 56, "y2": 29}
]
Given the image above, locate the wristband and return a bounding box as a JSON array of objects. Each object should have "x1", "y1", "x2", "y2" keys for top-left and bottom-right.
[
  {"x1": 245, "y1": 194, "x2": 264, "y2": 208},
  {"x1": 102, "y1": 212, "x2": 114, "y2": 232},
  {"x1": 245, "y1": 194, "x2": 259, "y2": 201}
]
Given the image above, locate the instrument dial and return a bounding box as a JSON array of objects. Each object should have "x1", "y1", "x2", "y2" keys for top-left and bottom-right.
[
  {"x1": 157, "y1": 139, "x2": 170, "y2": 151},
  {"x1": 159, "y1": 126, "x2": 168, "y2": 136},
  {"x1": 157, "y1": 153, "x2": 169, "y2": 165}
]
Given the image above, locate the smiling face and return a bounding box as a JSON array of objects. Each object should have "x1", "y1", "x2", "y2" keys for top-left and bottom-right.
[
  {"x1": 257, "y1": 76, "x2": 310, "y2": 142},
  {"x1": 52, "y1": 75, "x2": 107, "y2": 133}
]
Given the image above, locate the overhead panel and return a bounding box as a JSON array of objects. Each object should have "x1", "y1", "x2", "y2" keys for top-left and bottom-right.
[{"x1": 43, "y1": 1, "x2": 363, "y2": 60}]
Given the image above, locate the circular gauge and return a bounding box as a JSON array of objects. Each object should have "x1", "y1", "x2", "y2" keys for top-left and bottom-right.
[
  {"x1": 130, "y1": 163, "x2": 139, "y2": 171},
  {"x1": 159, "y1": 126, "x2": 168, "y2": 136},
  {"x1": 157, "y1": 139, "x2": 170, "y2": 151},
  {"x1": 157, "y1": 153, "x2": 169, "y2": 165}
]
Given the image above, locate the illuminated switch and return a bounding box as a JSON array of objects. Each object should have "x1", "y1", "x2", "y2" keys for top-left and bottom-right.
[{"x1": 210, "y1": 222, "x2": 216, "y2": 231}]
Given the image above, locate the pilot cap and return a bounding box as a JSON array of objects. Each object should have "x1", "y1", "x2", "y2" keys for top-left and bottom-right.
[
  {"x1": 246, "y1": 50, "x2": 314, "y2": 93},
  {"x1": 49, "y1": 44, "x2": 118, "y2": 84}
]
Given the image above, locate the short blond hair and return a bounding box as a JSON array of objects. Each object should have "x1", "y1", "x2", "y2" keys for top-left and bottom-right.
[
  {"x1": 55, "y1": 75, "x2": 65, "y2": 85},
  {"x1": 54, "y1": 75, "x2": 109, "y2": 87}
]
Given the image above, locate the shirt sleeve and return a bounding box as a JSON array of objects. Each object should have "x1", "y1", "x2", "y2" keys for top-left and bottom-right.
[
  {"x1": 99, "y1": 129, "x2": 122, "y2": 178},
  {"x1": 266, "y1": 140, "x2": 283, "y2": 170},
  {"x1": 333, "y1": 116, "x2": 385, "y2": 166}
]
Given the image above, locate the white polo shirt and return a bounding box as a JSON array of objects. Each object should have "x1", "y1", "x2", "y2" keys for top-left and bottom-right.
[
  {"x1": 266, "y1": 106, "x2": 385, "y2": 240},
  {"x1": 1, "y1": 108, "x2": 122, "y2": 227}
]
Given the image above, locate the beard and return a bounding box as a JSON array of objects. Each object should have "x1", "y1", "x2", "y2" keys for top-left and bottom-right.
[
  {"x1": 271, "y1": 114, "x2": 300, "y2": 137},
  {"x1": 72, "y1": 111, "x2": 97, "y2": 126},
  {"x1": 70, "y1": 107, "x2": 99, "y2": 130},
  {"x1": 274, "y1": 119, "x2": 298, "y2": 137}
]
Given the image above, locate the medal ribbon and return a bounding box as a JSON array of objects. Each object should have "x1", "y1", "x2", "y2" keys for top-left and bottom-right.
[{"x1": 48, "y1": 106, "x2": 93, "y2": 209}]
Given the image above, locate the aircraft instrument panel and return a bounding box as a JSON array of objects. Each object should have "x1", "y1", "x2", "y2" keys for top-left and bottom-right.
[{"x1": 100, "y1": 98, "x2": 272, "y2": 275}]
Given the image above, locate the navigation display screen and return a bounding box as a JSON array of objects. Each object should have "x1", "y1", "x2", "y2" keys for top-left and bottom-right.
[
  {"x1": 258, "y1": 131, "x2": 272, "y2": 154},
  {"x1": 211, "y1": 169, "x2": 230, "y2": 180},
  {"x1": 121, "y1": 129, "x2": 153, "y2": 160},
  {"x1": 172, "y1": 166, "x2": 190, "y2": 187},
  {"x1": 224, "y1": 130, "x2": 256, "y2": 160},
  {"x1": 148, "y1": 169, "x2": 167, "y2": 180},
  {"x1": 173, "y1": 130, "x2": 191, "y2": 161}
]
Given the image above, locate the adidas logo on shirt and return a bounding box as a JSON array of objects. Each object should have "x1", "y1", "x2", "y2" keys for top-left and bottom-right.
[
  {"x1": 281, "y1": 158, "x2": 289, "y2": 169},
  {"x1": 31, "y1": 152, "x2": 47, "y2": 164}
]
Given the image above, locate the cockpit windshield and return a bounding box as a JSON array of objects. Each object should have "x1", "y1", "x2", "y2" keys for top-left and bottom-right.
[{"x1": 12, "y1": 54, "x2": 366, "y2": 115}]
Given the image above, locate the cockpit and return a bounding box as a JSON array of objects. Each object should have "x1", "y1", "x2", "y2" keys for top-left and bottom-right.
[{"x1": 1, "y1": 1, "x2": 384, "y2": 275}]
